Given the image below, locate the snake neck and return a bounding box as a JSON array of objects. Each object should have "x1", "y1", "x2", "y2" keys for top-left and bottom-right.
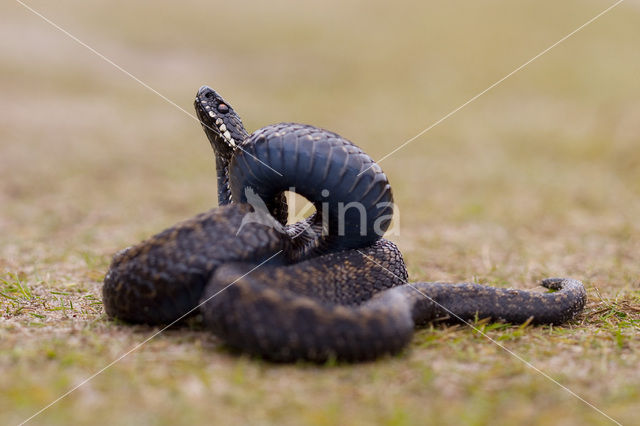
[
  {"x1": 216, "y1": 153, "x2": 233, "y2": 206},
  {"x1": 194, "y1": 86, "x2": 251, "y2": 207}
]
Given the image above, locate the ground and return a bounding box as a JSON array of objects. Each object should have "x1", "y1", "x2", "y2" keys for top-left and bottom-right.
[{"x1": 1, "y1": 1, "x2": 639, "y2": 425}]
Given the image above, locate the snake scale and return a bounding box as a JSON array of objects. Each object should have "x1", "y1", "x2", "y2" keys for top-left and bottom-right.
[{"x1": 102, "y1": 86, "x2": 586, "y2": 362}]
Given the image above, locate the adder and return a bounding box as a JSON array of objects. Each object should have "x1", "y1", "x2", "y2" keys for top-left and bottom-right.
[{"x1": 102, "y1": 86, "x2": 586, "y2": 362}]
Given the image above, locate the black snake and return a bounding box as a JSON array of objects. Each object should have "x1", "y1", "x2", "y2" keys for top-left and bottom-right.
[{"x1": 102, "y1": 86, "x2": 586, "y2": 362}]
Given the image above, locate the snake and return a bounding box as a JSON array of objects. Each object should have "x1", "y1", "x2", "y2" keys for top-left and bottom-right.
[{"x1": 102, "y1": 86, "x2": 587, "y2": 363}]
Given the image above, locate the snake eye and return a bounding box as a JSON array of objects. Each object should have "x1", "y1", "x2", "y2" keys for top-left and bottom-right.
[{"x1": 217, "y1": 103, "x2": 229, "y2": 113}]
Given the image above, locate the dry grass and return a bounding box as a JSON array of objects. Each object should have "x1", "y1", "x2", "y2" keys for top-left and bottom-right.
[{"x1": 1, "y1": 0, "x2": 639, "y2": 425}]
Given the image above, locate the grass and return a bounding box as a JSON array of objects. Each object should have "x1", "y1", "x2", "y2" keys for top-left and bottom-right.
[{"x1": 1, "y1": 0, "x2": 639, "y2": 424}]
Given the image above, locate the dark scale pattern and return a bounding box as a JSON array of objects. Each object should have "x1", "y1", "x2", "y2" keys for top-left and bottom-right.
[
  {"x1": 202, "y1": 240, "x2": 414, "y2": 362},
  {"x1": 230, "y1": 122, "x2": 393, "y2": 258},
  {"x1": 102, "y1": 204, "x2": 285, "y2": 324},
  {"x1": 102, "y1": 86, "x2": 587, "y2": 362},
  {"x1": 201, "y1": 240, "x2": 585, "y2": 362}
]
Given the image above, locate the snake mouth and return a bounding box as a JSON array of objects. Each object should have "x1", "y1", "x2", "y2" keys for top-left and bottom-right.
[
  {"x1": 194, "y1": 86, "x2": 223, "y2": 124},
  {"x1": 194, "y1": 86, "x2": 239, "y2": 152}
]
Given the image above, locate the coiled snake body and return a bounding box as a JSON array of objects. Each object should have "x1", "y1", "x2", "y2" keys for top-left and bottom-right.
[{"x1": 102, "y1": 86, "x2": 586, "y2": 362}]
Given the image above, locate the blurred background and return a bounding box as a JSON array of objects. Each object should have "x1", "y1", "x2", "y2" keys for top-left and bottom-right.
[
  {"x1": 1, "y1": 1, "x2": 639, "y2": 424},
  {"x1": 2, "y1": 1, "x2": 639, "y2": 259}
]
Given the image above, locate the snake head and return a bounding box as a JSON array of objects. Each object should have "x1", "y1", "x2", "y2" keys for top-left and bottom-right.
[{"x1": 194, "y1": 86, "x2": 248, "y2": 158}]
